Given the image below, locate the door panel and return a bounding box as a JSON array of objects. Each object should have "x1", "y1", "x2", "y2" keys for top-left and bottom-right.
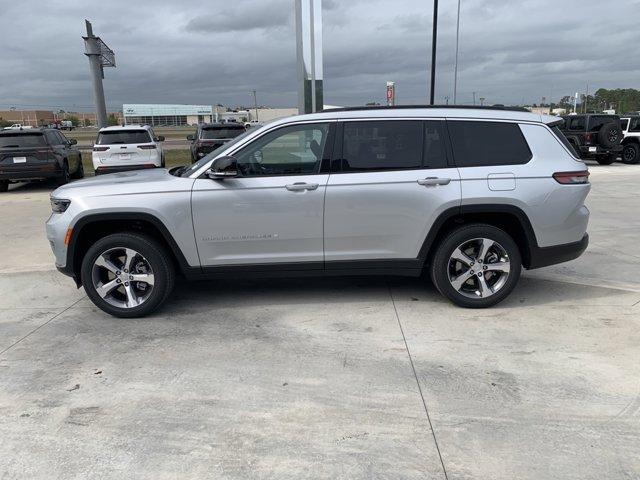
[
  {"x1": 324, "y1": 168, "x2": 460, "y2": 261},
  {"x1": 192, "y1": 121, "x2": 333, "y2": 267},
  {"x1": 192, "y1": 175, "x2": 328, "y2": 265}
]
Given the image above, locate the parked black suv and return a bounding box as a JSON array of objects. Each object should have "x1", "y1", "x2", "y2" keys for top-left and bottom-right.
[
  {"x1": 187, "y1": 123, "x2": 246, "y2": 162},
  {"x1": 559, "y1": 114, "x2": 623, "y2": 165},
  {"x1": 0, "y1": 128, "x2": 83, "y2": 192}
]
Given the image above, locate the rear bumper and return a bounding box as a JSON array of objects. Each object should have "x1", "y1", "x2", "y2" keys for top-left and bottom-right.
[
  {"x1": 0, "y1": 163, "x2": 61, "y2": 180},
  {"x1": 578, "y1": 145, "x2": 623, "y2": 157},
  {"x1": 95, "y1": 165, "x2": 160, "y2": 175},
  {"x1": 528, "y1": 233, "x2": 589, "y2": 269}
]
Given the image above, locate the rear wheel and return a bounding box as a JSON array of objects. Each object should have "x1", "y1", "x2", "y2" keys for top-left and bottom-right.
[
  {"x1": 71, "y1": 155, "x2": 85, "y2": 179},
  {"x1": 80, "y1": 233, "x2": 175, "y2": 318},
  {"x1": 0, "y1": 180, "x2": 8, "y2": 193},
  {"x1": 622, "y1": 143, "x2": 639, "y2": 165},
  {"x1": 596, "y1": 155, "x2": 615, "y2": 165},
  {"x1": 430, "y1": 224, "x2": 522, "y2": 308},
  {"x1": 57, "y1": 161, "x2": 70, "y2": 185}
]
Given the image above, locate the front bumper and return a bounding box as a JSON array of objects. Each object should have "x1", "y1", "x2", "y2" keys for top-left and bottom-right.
[{"x1": 528, "y1": 233, "x2": 589, "y2": 269}]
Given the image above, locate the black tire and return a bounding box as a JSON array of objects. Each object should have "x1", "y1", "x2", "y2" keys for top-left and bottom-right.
[
  {"x1": 622, "y1": 143, "x2": 640, "y2": 165},
  {"x1": 430, "y1": 224, "x2": 522, "y2": 308},
  {"x1": 0, "y1": 180, "x2": 8, "y2": 193},
  {"x1": 57, "y1": 161, "x2": 70, "y2": 185},
  {"x1": 71, "y1": 155, "x2": 85, "y2": 179},
  {"x1": 597, "y1": 123, "x2": 621, "y2": 148},
  {"x1": 80, "y1": 233, "x2": 175, "y2": 318},
  {"x1": 596, "y1": 155, "x2": 615, "y2": 165}
]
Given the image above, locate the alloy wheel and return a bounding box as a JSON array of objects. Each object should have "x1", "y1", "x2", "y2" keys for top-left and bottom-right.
[
  {"x1": 447, "y1": 238, "x2": 511, "y2": 299},
  {"x1": 91, "y1": 247, "x2": 155, "y2": 309}
]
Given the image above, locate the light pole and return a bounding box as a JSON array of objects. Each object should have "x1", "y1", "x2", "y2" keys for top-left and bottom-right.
[
  {"x1": 453, "y1": 0, "x2": 461, "y2": 104},
  {"x1": 479, "y1": 97, "x2": 485, "y2": 106},
  {"x1": 251, "y1": 90, "x2": 259, "y2": 122},
  {"x1": 429, "y1": 0, "x2": 439, "y2": 105},
  {"x1": 472, "y1": 91, "x2": 477, "y2": 106}
]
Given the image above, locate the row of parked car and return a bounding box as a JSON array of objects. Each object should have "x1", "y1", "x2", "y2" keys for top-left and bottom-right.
[
  {"x1": 0, "y1": 123, "x2": 250, "y2": 191},
  {"x1": 1, "y1": 110, "x2": 638, "y2": 192}
]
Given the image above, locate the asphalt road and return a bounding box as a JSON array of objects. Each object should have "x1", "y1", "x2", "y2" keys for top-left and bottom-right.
[{"x1": 0, "y1": 164, "x2": 638, "y2": 479}]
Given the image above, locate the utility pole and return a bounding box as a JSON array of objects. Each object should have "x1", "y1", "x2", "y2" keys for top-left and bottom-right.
[
  {"x1": 453, "y1": 0, "x2": 461, "y2": 104},
  {"x1": 584, "y1": 83, "x2": 589, "y2": 113},
  {"x1": 251, "y1": 90, "x2": 259, "y2": 122},
  {"x1": 82, "y1": 20, "x2": 115, "y2": 129},
  {"x1": 472, "y1": 91, "x2": 477, "y2": 105},
  {"x1": 429, "y1": 0, "x2": 439, "y2": 105}
]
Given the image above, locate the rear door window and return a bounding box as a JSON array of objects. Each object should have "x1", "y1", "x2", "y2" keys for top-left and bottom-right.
[
  {"x1": 0, "y1": 133, "x2": 47, "y2": 148},
  {"x1": 567, "y1": 117, "x2": 586, "y2": 131},
  {"x1": 97, "y1": 130, "x2": 151, "y2": 145},
  {"x1": 447, "y1": 121, "x2": 532, "y2": 167},
  {"x1": 621, "y1": 119, "x2": 629, "y2": 131},
  {"x1": 341, "y1": 120, "x2": 423, "y2": 172},
  {"x1": 629, "y1": 118, "x2": 640, "y2": 132}
]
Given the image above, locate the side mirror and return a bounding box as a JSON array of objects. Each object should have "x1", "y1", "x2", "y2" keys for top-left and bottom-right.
[
  {"x1": 157, "y1": 135, "x2": 165, "y2": 142},
  {"x1": 206, "y1": 155, "x2": 238, "y2": 179},
  {"x1": 69, "y1": 138, "x2": 78, "y2": 145},
  {"x1": 187, "y1": 134, "x2": 195, "y2": 141}
]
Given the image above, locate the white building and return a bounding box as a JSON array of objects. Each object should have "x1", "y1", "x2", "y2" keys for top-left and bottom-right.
[{"x1": 123, "y1": 104, "x2": 213, "y2": 126}]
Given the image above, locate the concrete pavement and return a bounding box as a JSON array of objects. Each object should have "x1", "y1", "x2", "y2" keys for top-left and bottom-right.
[{"x1": 0, "y1": 164, "x2": 639, "y2": 479}]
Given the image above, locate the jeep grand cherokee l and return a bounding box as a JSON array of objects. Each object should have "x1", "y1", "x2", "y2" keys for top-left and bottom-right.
[{"x1": 46, "y1": 106, "x2": 590, "y2": 317}]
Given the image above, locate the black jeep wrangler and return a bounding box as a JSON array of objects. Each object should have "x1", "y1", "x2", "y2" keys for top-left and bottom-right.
[{"x1": 558, "y1": 114, "x2": 623, "y2": 165}]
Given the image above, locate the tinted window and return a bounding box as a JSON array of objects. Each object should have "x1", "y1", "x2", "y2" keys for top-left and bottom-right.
[
  {"x1": 342, "y1": 121, "x2": 422, "y2": 172},
  {"x1": 448, "y1": 121, "x2": 532, "y2": 167},
  {"x1": 568, "y1": 117, "x2": 586, "y2": 130},
  {"x1": 423, "y1": 121, "x2": 448, "y2": 168},
  {"x1": 234, "y1": 123, "x2": 329, "y2": 176},
  {"x1": 621, "y1": 119, "x2": 629, "y2": 130},
  {"x1": 201, "y1": 127, "x2": 246, "y2": 140},
  {"x1": 630, "y1": 118, "x2": 640, "y2": 132},
  {"x1": 0, "y1": 133, "x2": 47, "y2": 148},
  {"x1": 588, "y1": 115, "x2": 618, "y2": 132},
  {"x1": 97, "y1": 130, "x2": 151, "y2": 145},
  {"x1": 551, "y1": 125, "x2": 579, "y2": 158}
]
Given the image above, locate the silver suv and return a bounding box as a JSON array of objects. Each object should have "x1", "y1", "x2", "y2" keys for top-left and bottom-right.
[{"x1": 46, "y1": 106, "x2": 590, "y2": 317}]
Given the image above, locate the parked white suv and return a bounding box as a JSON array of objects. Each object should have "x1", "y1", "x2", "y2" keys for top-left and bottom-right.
[
  {"x1": 47, "y1": 106, "x2": 590, "y2": 317},
  {"x1": 92, "y1": 125, "x2": 165, "y2": 175},
  {"x1": 620, "y1": 116, "x2": 640, "y2": 164}
]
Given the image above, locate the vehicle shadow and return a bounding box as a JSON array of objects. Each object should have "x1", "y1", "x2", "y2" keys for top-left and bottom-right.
[{"x1": 161, "y1": 272, "x2": 630, "y2": 315}]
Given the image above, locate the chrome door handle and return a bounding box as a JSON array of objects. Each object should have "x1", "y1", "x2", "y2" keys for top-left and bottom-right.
[
  {"x1": 285, "y1": 182, "x2": 319, "y2": 191},
  {"x1": 417, "y1": 177, "x2": 451, "y2": 186}
]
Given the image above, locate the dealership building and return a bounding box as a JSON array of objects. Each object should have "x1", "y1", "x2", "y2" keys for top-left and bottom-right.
[{"x1": 123, "y1": 104, "x2": 213, "y2": 126}]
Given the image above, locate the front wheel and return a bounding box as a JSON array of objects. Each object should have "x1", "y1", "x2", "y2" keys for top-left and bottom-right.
[
  {"x1": 81, "y1": 233, "x2": 175, "y2": 318},
  {"x1": 57, "y1": 161, "x2": 70, "y2": 185},
  {"x1": 71, "y1": 156, "x2": 85, "y2": 179},
  {"x1": 622, "y1": 143, "x2": 639, "y2": 165},
  {"x1": 430, "y1": 224, "x2": 522, "y2": 308}
]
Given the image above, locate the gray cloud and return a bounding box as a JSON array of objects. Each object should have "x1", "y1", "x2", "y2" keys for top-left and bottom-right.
[{"x1": 0, "y1": 0, "x2": 638, "y2": 112}]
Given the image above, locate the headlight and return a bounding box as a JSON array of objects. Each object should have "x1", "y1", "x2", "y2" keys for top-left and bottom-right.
[{"x1": 51, "y1": 198, "x2": 71, "y2": 213}]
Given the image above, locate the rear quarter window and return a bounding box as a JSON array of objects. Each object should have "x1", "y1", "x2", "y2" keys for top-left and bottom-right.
[
  {"x1": 447, "y1": 121, "x2": 532, "y2": 167},
  {"x1": 97, "y1": 130, "x2": 152, "y2": 145}
]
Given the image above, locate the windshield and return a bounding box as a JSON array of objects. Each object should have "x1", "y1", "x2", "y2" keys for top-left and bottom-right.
[
  {"x1": 200, "y1": 127, "x2": 245, "y2": 140},
  {"x1": 0, "y1": 133, "x2": 46, "y2": 148},
  {"x1": 179, "y1": 128, "x2": 254, "y2": 177},
  {"x1": 97, "y1": 130, "x2": 151, "y2": 145}
]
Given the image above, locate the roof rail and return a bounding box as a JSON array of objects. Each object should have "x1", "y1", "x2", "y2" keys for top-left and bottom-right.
[{"x1": 322, "y1": 104, "x2": 530, "y2": 113}]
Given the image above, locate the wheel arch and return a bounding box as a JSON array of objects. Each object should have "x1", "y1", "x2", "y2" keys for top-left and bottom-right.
[
  {"x1": 67, "y1": 212, "x2": 196, "y2": 285},
  {"x1": 419, "y1": 205, "x2": 538, "y2": 269}
]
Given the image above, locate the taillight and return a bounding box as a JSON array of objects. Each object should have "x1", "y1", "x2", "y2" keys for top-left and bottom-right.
[
  {"x1": 138, "y1": 145, "x2": 157, "y2": 149},
  {"x1": 93, "y1": 146, "x2": 109, "y2": 151},
  {"x1": 35, "y1": 148, "x2": 54, "y2": 160},
  {"x1": 584, "y1": 133, "x2": 593, "y2": 144},
  {"x1": 553, "y1": 171, "x2": 590, "y2": 184}
]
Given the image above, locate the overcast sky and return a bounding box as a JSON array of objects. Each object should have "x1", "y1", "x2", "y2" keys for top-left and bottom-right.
[{"x1": 1, "y1": 0, "x2": 639, "y2": 112}]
